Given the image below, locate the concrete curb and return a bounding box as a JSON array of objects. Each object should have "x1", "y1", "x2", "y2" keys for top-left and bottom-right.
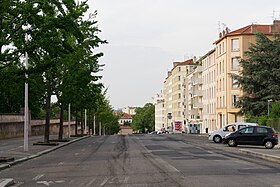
[
  {"x1": 0, "y1": 136, "x2": 89, "y2": 171},
  {"x1": 239, "y1": 149, "x2": 280, "y2": 164}
]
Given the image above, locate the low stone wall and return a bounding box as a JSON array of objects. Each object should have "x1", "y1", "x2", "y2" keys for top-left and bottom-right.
[{"x1": 0, "y1": 119, "x2": 76, "y2": 139}]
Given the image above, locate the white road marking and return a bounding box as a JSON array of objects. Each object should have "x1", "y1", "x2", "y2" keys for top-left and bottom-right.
[
  {"x1": 74, "y1": 153, "x2": 79, "y2": 156},
  {"x1": 85, "y1": 178, "x2": 96, "y2": 186},
  {"x1": 55, "y1": 180, "x2": 65, "y2": 183},
  {"x1": 100, "y1": 177, "x2": 109, "y2": 186},
  {"x1": 12, "y1": 182, "x2": 24, "y2": 186},
  {"x1": 32, "y1": 174, "x2": 44, "y2": 181},
  {"x1": 37, "y1": 181, "x2": 54, "y2": 186},
  {"x1": 58, "y1": 162, "x2": 64, "y2": 166}
]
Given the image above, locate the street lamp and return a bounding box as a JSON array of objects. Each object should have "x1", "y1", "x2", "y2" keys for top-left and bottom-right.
[{"x1": 268, "y1": 99, "x2": 273, "y2": 116}]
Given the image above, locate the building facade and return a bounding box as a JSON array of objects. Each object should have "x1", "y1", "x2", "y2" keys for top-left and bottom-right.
[
  {"x1": 214, "y1": 20, "x2": 280, "y2": 128},
  {"x1": 201, "y1": 49, "x2": 217, "y2": 133},
  {"x1": 164, "y1": 59, "x2": 196, "y2": 132},
  {"x1": 153, "y1": 92, "x2": 165, "y2": 131}
]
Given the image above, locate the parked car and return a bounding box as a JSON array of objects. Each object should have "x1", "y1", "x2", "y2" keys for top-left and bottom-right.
[
  {"x1": 224, "y1": 126, "x2": 278, "y2": 149},
  {"x1": 208, "y1": 122, "x2": 258, "y2": 143}
]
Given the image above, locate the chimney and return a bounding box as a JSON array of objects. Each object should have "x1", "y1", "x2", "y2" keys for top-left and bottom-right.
[
  {"x1": 173, "y1": 62, "x2": 180, "y2": 67},
  {"x1": 271, "y1": 20, "x2": 280, "y2": 33}
]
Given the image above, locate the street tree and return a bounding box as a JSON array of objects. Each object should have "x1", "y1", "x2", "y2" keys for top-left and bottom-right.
[
  {"x1": 131, "y1": 103, "x2": 155, "y2": 133},
  {"x1": 235, "y1": 33, "x2": 280, "y2": 117}
]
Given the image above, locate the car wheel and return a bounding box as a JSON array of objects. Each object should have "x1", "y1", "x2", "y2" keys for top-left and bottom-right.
[
  {"x1": 228, "y1": 139, "x2": 237, "y2": 147},
  {"x1": 213, "y1": 135, "x2": 222, "y2": 143},
  {"x1": 264, "y1": 140, "x2": 274, "y2": 149}
]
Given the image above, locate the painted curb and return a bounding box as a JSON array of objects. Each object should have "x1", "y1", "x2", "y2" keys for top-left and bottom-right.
[{"x1": 239, "y1": 149, "x2": 280, "y2": 164}]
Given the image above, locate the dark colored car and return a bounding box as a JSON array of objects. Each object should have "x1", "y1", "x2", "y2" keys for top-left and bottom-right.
[{"x1": 224, "y1": 126, "x2": 278, "y2": 149}]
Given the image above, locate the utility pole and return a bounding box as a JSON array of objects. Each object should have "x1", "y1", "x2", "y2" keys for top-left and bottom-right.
[
  {"x1": 93, "y1": 114, "x2": 96, "y2": 135},
  {"x1": 85, "y1": 109, "x2": 87, "y2": 134},
  {"x1": 99, "y1": 122, "x2": 101, "y2": 136},
  {"x1": 24, "y1": 51, "x2": 29, "y2": 152}
]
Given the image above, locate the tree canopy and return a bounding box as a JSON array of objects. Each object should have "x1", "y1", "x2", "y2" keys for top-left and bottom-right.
[
  {"x1": 131, "y1": 103, "x2": 155, "y2": 133},
  {"x1": 235, "y1": 33, "x2": 280, "y2": 117}
]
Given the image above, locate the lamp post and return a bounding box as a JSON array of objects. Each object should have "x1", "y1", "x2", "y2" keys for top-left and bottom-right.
[{"x1": 268, "y1": 99, "x2": 273, "y2": 116}]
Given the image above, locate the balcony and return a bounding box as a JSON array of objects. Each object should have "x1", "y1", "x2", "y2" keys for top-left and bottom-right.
[
  {"x1": 193, "y1": 102, "x2": 203, "y2": 109},
  {"x1": 192, "y1": 78, "x2": 202, "y2": 85},
  {"x1": 192, "y1": 90, "x2": 202, "y2": 97}
]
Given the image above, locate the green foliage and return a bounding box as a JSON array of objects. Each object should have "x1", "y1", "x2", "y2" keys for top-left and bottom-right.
[
  {"x1": 131, "y1": 103, "x2": 155, "y2": 133},
  {"x1": 95, "y1": 91, "x2": 120, "y2": 135},
  {"x1": 245, "y1": 115, "x2": 268, "y2": 126},
  {"x1": 235, "y1": 33, "x2": 280, "y2": 116},
  {"x1": 270, "y1": 102, "x2": 280, "y2": 119}
]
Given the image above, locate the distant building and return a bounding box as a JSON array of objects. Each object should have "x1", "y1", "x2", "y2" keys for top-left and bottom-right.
[
  {"x1": 153, "y1": 92, "x2": 165, "y2": 131},
  {"x1": 122, "y1": 106, "x2": 136, "y2": 115},
  {"x1": 118, "y1": 126, "x2": 133, "y2": 135},
  {"x1": 118, "y1": 113, "x2": 132, "y2": 125},
  {"x1": 164, "y1": 59, "x2": 197, "y2": 132}
]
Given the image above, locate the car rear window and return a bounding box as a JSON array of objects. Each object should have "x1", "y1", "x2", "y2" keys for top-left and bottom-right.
[{"x1": 256, "y1": 127, "x2": 268, "y2": 133}]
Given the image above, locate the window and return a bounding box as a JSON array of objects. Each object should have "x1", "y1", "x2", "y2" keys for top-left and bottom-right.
[
  {"x1": 178, "y1": 76, "x2": 181, "y2": 81},
  {"x1": 231, "y1": 39, "x2": 239, "y2": 51},
  {"x1": 232, "y1": 78, "x2": 239, "y2": 88},
  {"x1": 178, "y1": 67, "x2": 181, "y2": 72},
  {"x1": 240, "y1": 127, "x2": 254, "y2": 134},
  {"x1": 256, "y1": 127, "x2": 268, "y2": 133},
  {"x1": 232, "y1": 95, "x2": 239, "y2": 108},
  {"x1": 231, "y1": 57, "x2": 240, "y2": 70}
]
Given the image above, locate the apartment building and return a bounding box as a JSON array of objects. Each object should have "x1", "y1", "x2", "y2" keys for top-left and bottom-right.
[
  {"x1": 187, "y1": 65, "x2": 203, "y2": 133},
  {"x1": 214, "y1": 20, "x2": 280, "y2": 128},
  {"x1": 201, "y1": 49, "x2": 216, "y2": 133},
  {"x1": 153, "y1": 92, "x2": 165, "y2": 131},
  {"x1": 164, "y1": 59, "x2": 196, "y2": 132}
]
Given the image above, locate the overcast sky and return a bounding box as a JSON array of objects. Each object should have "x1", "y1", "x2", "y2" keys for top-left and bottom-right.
[{"x1": 88, "y1": 0, "x2": 280, "y2": 109}]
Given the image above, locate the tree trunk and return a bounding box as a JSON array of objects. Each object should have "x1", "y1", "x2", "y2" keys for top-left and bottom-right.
[
  {"x1": 44, "y1": 79, "x2": 51, "y2": 143},
  {"x1": 75, "y1": 109, "x2": 78, "y2": 135},
  {"x1": 58, "y1": 102, "x2": 64, "y2": 140},
  {"x1": 81, "y1": 110, "x2": 84, "y2": 135}
]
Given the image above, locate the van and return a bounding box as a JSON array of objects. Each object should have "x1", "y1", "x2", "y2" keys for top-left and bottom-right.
[{"x1": 208, "y1": 122, "x2": 258, "y2": 143}]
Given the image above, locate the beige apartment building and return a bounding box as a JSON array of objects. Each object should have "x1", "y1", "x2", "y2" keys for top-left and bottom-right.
[
  {"x1": 214, "y1": 20, "x2": 280, "y2": 128},
  {"x1": 201, "y1": 49, "x2": 216, "y2": 133},
  {"x1": 164, "y1": 59, "x2": 196, "y2": 132}
]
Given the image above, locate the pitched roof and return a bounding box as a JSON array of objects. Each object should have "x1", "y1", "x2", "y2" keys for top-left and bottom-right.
[
  {"x1": 119, "y1": 125, "x2": 133, "y2": 129},
  {"x1": 228, "y1": 24, "x2": 271, "y2": 35},
  {"x1": 215, "y1": 23, "x2": 279, "y2": 44},
  {"x1": 178, "y1": 59, "x2": 196, "y2": 65},
  {"x1": 119, "y1": 113, "x2": 132, "y2": 119}
]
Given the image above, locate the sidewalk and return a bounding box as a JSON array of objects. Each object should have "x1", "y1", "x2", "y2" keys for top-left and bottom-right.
[{"x1": 0, "y1": 135, "x2": 88, "y2": 187}]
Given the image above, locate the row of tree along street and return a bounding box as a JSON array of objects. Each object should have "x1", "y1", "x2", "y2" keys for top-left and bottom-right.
[{"x1": 0, "y1": 0, "x2": 121, "y2": 142}]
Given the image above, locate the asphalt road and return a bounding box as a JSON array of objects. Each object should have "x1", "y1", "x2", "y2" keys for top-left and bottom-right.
[{"x1": 0, "y1": 134, "x2": 280, "y2": 187}]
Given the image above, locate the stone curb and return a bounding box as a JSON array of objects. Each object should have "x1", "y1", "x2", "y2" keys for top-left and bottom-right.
[
  {"x1": 0, "y1": 136, "x2": 89, "y2": 171},
  {"x1": 239, "y1": 149, "x2": 280, "y2": 164}
]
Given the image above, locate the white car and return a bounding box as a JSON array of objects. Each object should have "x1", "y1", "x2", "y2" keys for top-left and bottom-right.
[{"x1": 208, "y1": 122, "x2": 258, "y2": 143}]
